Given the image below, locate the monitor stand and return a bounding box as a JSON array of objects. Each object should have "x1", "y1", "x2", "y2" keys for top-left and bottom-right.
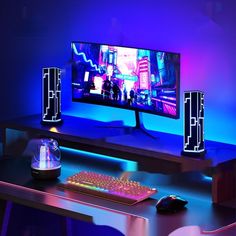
[
  {"x1": 95, "y1": 110, "x2": 157, "y2": 139},
  {"x1": 129, "y1": 110, "x2": 157, "y2": 139}
]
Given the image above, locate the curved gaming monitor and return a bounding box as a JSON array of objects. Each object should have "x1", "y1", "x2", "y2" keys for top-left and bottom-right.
[{"x1": 71, "y1": 41, "x2": 180, "y2": 126}]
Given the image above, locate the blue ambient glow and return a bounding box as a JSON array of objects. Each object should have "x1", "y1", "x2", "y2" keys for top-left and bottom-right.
[
  {"x1": 60, "y1": 146, "x2": 137, "y2": 171},
  {"x1": 202, "y1": 174, "x2": 213, "y2": 182},
  {"x1": 1, "y1": 1, "x2": 234, "y2": 147}
]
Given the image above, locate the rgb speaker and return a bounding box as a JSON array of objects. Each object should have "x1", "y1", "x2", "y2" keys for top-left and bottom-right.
[
  {"x1": 42, "y1": 67, "x2": 62, "y2": 124},
  {"x1": 181, "y1": 91, "x2": 205, "y2": 157},
  {"x1": 30, "y1": 139, "x2": 61, "y2": 179}
]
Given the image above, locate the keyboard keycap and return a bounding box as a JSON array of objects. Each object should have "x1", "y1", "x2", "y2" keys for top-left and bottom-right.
[{"x1": 61, "y1": 171, "x2": 157, "y2": 205}]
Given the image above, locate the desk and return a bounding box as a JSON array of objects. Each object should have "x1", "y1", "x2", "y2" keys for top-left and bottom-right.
[
  {"x1": 1, "y1": 114, "x2": 212, "y2": 173},
  {"x1": 0, "y1": 114, "x2": 236, "y2": 204},
  {"x1": 0, "y1": 155, "x2": 235, "y2": 236}
]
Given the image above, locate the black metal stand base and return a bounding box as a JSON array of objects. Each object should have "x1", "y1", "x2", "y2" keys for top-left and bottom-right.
[
  {"x1": 31, "y1": 167, "x2": 61, "y2": 180},
  {"x1": 41, "y1": 120, "x2": 63, "y2": 126},
  {"x1": 181, "y1": 150, "x2": 206, "y2": 158}
]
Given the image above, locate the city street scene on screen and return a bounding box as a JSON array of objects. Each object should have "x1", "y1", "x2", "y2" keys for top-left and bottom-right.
[{"x1": 72, "y1": 42, "x2": 180, "y2": 118}]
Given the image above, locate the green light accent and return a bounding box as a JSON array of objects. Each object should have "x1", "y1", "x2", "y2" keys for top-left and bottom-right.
[
  {"x1": 138, "y1": 49, "x2": 150, "y2": 59},
  {"x1": 115, "y1": 74, "x2": 138, "y2": 81}
]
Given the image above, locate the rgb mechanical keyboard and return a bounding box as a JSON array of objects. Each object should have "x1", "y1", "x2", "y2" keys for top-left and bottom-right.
[{"x1": 62, "y1": 171, "x2": 157, "y2": 205}]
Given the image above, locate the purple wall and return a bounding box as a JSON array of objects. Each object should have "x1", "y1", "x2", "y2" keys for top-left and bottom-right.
[{"x1": 0, "y1": 0, "x2": 235, "y2": 144}]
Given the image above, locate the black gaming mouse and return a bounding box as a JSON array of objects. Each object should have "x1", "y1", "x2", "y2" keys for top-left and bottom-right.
[{"x1": 156, "y1": 195, "x2": 188, "y2": 213}]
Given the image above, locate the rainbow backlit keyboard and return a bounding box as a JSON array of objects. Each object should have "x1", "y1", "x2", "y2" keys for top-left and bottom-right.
[{"x1": 62, "y1": 171, "x2": 157, "y2": 205}]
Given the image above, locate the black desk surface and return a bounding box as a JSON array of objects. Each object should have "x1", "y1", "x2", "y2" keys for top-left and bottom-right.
[
  {"x1": 0, "y1": 154, "x2": 235, "y2": 236},
  {"x1": 1, "y1": 114, "x2": 236, "y2": 173}
]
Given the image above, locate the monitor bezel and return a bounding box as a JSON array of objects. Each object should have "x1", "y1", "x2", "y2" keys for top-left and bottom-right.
[{"x1": 71, "y1": 41, "x2": 180, "y2": 119}]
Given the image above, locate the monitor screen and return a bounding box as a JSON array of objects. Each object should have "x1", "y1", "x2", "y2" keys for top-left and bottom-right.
[{"x1": 71, "y1": 41, "x2": 180, "y2": 118}]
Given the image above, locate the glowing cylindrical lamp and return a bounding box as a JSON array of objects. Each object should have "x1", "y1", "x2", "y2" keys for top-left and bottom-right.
[
  {"x1": 181, "y1": 91, "x2": 205, "y2": 157},
  {"x1": 42, "y1": 67, "x2": 62, "y2": 124}
]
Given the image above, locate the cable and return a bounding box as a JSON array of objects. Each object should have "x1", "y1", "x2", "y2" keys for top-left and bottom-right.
[{"x1": 201, "y1": 222, "x2": 236, "y2": 234}]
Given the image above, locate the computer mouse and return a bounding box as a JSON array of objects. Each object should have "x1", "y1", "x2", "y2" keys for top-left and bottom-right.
[{"x1": 156, "y1": 195, "x2": 188, "y2": 213}]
